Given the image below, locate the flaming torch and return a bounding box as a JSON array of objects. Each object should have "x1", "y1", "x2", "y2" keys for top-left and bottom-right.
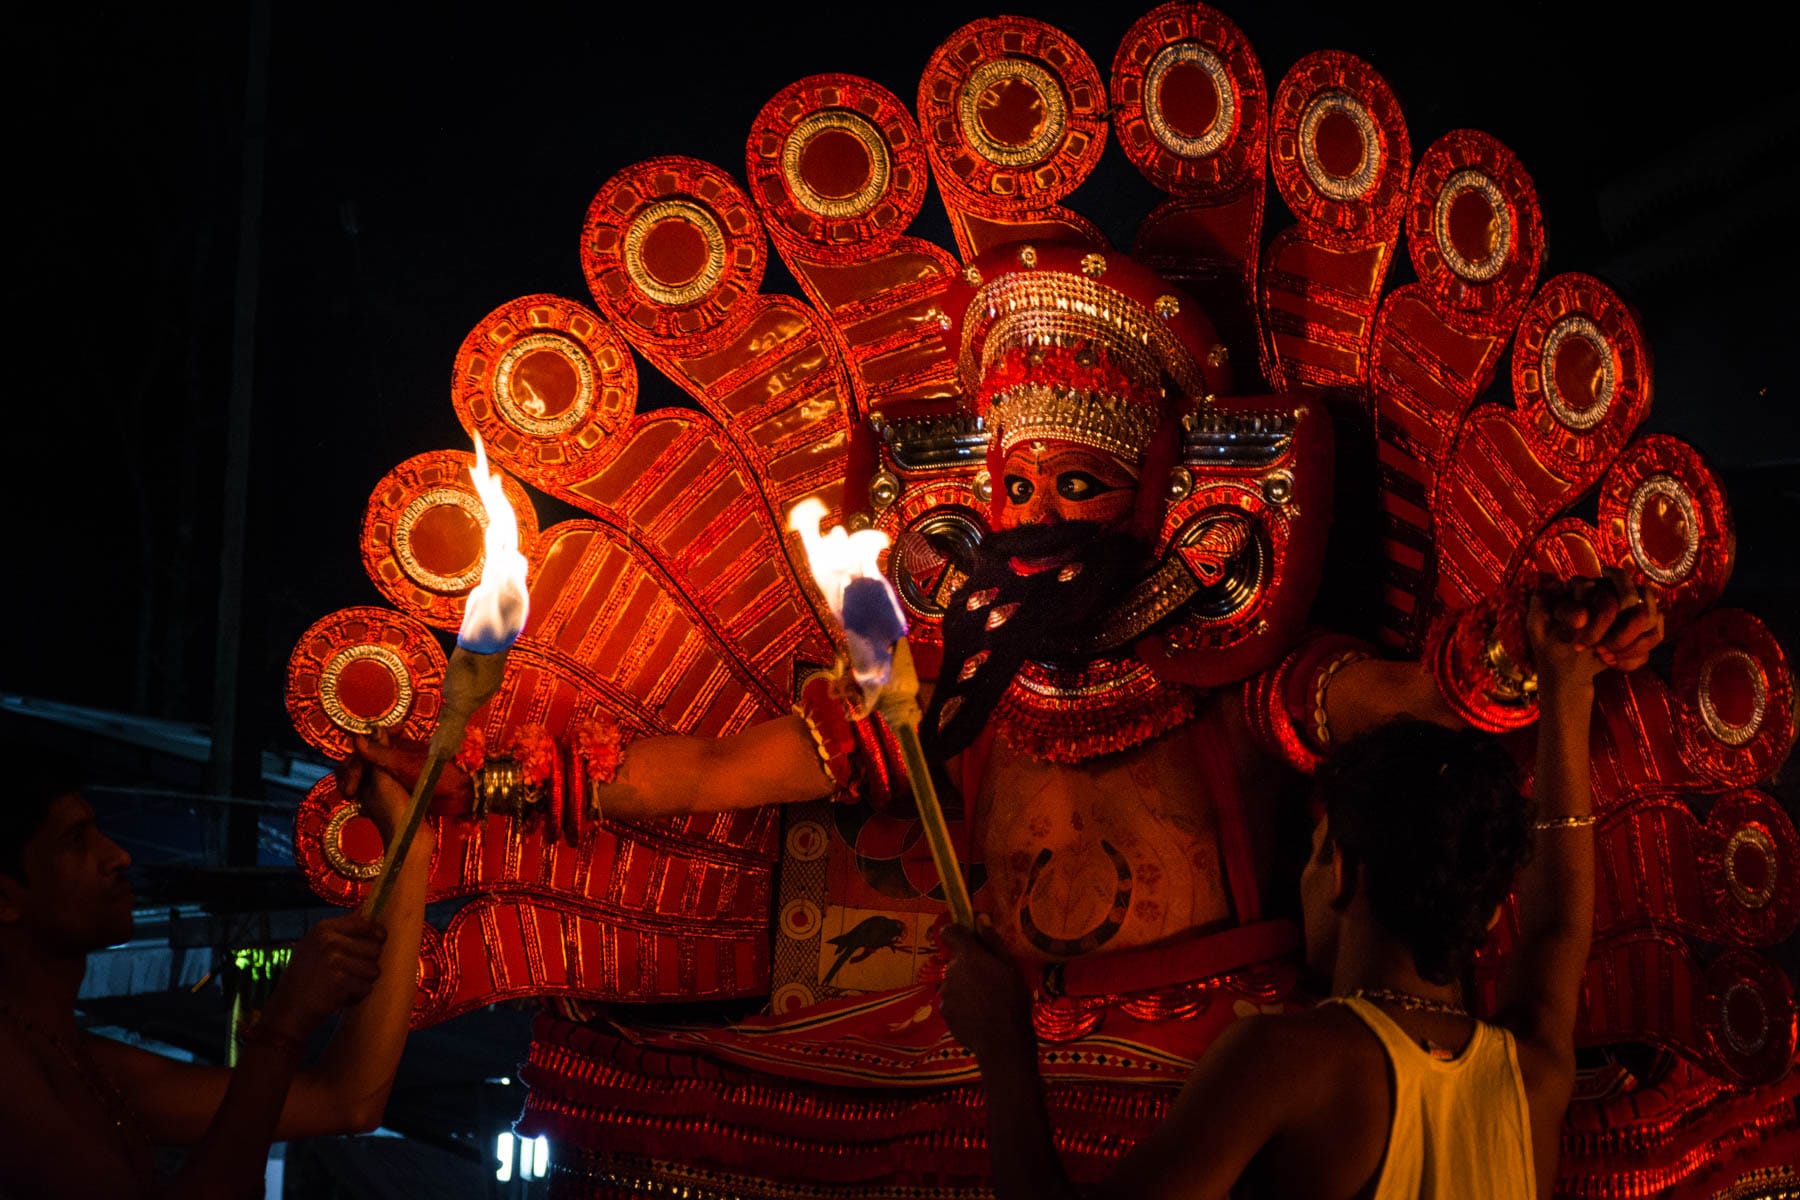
[
  {"x1": 788, "y1": 499, "x2": 975, "y2": 928},
  {"x1": 361, "y1": 435, "x2": 530, "y2": 918}
]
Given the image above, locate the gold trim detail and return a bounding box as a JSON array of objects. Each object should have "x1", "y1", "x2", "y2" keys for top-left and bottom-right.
[
  {"x1": 781, "y1": 110, "x2": 890, "y2": 220},
  {"x1": 961, "y1": 270, "x2": 1209, "y2": 399},
  {"x1": 318, "y1": 644, "x2": 412, "y2": 734},
  {"x1": 1079, "y1": 253, "x2": 1106, "y2": 277},
  {"x1": 1725, "y1": 825, "x2": 1778, "y2": 910},
  {"x1": 573, "y1": 1150, "x2": 996, "y2": 1200},
  {"x1": 1541, "y1": 315, "x2": 1615, "y2": 432},
  {"x1": 1709, "y1": 1164, "x2": 1800, "y2": 1200},
  {"x1": 1312, "y1": 651, "x2": 1369, "y2": 749},
  {"x1": 394, "y1": 487, "x2": 488, "y2": 592},
  {"x1": 1627, "y1": 473, "x2": 1700, "y2": 585},
  {"x1": 323, "y1": 803, "x2": 382, "y2": 881},
  {"x1": 1435, "y1": 168, "x2": 1512, "y2": 283},
  {"x1": 959, "y1": 58, "x2": 1067, "y2": 167},
  {"x1": 492, "y1": 331, "x2": 595, "y2": 436},
  {"x1": 988, "y1": 383, "x2": 1159, "y2": 460},
  {"x1": 1298, "y1": 90, "x2": 1379, "y2": 202},
  {"x1": 1018, "y1": 244, "x2": 1039, "y2": 267},
  {"x1": 623, "y1": 199, "x2": 728, "y2": 306},
  {"x1": 869, "y1": 470, "x2": 902, "y2": 511},
  {"x1": 1144, "y1": 42, "x2": 1235, "y2": 159},
  {"x1": 1719, "y1": 980, "x2": 1769, "y2": 1056},
  {"x1": 1699, "y1": 648, "x2": 1767, "y2": 747},
  {"x1": 1077, "y1": 514, "x2": 1265, "y2": 655}
]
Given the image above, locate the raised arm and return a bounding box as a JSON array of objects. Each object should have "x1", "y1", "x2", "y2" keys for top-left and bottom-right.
[
  {"x1": 1493, "y1": 591, "x2": 1604, "y2": 1051},
  {"x1": 1494, "y1": 578, "x2": 1662, "y2": 1191},
  {"x1": 89, "y1": 761, "x2": 433, "y2": 1157}
]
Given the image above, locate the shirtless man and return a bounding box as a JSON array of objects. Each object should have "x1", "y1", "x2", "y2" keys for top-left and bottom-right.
[
  {"x1": 359, "y1": 429, "x2": 1417, "y2": 967},
  {"x1": 0, "y1": 743, "x2": 431, "y2": 1199},
  {"x1": 939, "y1": 577, "x2": 1663, "y2": 1198}
]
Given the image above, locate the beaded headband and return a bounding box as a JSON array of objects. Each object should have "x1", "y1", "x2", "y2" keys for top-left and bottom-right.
[{"x1": 949, "y1": 245, "x2": 1226, "y2": 464}]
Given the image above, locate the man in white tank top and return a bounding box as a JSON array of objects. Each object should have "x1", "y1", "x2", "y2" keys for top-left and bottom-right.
[{"x1": 943, "y1": 573, "x2": 1663, "y2": 1199}]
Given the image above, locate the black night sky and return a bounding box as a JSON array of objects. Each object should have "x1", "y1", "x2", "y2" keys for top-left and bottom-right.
[{"x1": 9, "y1": 1, "x2": 1798, "y2": 775}]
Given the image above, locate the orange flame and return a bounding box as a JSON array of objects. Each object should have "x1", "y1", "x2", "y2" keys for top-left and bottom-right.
[
  {"x1": 458, "y1": 435, "x2": 531, "y2": 654},
  {"x1": 788, "y1": 498, "x2": 905, "y2": 687}
]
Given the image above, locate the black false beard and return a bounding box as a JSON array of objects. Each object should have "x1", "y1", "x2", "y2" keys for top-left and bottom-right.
[{"x1": 922, "y1": 521, "x2": 1144, "y2": 760}]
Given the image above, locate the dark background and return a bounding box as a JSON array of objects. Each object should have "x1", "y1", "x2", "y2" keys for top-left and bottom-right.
[
  {"x1": 2, "y1": 2, "x2": 1796, "y2": 1190},
  {"x1": 7, "y1": 1, "x2": 1796, "y2": 751}
]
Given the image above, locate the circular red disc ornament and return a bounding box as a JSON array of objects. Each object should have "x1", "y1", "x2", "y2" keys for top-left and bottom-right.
[
  {"x1": 1598, "y1": 434, "x2": 1732, "y2": 624},
  {"x1": 1698, "y1": 948, "x2": 1796, "y2": 1085},
  {"x1": 1407, "y1": 130, "x2": 1542, "y2": 322},
  {"x1": 294, "y1": 775, "x2": 386, "y2": 906},
  {"x1": 919, "y1": 17, "x2": 1108, "y2": 214},
  {"x1": 1110, "y1": 2, "x2": 1265, "y2": 198},
  {"x1": 1673, "y1": 609, "x2": 1794, "y2": 788},
  {"x1": 581, "y1": 157, "x2": 766, "y2": 346},
  {"x1": 1268, "y1": 51, "x2": 1409, "y2": 243},
  {"x1": 451, "y1": 294, "x2": 636, "y2": 495},
  {"x1": 747, "y1": 74, "x2": 931, "y2": 261},
  {"x1": 362, "y1": 449, "x2": 539, "y2": 631},
  {"x1": 285, "y1": 605, "x2": 447, "y2": 759},
  {"x1": 1703, "y1": 790, "x2": 1800, "y2": 946},
  {"x1": 1510, "y1": 273, "x2": 1650, "y2": 474}
]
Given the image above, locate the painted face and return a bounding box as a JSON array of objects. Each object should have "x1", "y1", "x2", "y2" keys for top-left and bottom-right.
[
  {"x1": 1299, "y1": 814, "x2": 1342, "y2": 982},
  {"x1": 996, "y1": 440, "x2": 1140, "y2": 572},
  {"x1": 0, "y1": 793, "x2": 135, "y2": 953}
]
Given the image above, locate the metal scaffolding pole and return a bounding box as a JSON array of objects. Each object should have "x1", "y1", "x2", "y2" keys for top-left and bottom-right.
[{"x1": 208, "y1": 0, "x2": 273, "y2": 868}]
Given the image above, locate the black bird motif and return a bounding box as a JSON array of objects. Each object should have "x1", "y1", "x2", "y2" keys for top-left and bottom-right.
[{"x1": 820, "y1": 915, "x2": 908, "y2": 987}]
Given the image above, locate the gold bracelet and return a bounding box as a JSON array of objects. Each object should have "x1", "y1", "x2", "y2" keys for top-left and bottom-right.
[{"x1": 1534, "y1": 814, "x2": 1597, "y2": 830}]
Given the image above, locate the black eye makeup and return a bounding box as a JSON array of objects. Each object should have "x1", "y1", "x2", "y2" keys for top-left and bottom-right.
[
  {"x1": 1055, "y1": 471, "x2": 1120, "y2": 501},
  {"x1": 1005, "y1": 475, "x2": 1035, "y2": 504}
]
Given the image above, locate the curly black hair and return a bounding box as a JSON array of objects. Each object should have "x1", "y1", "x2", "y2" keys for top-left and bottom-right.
[
  {"x1": 0, "y1": 736, "x2": 84, "y2": 882},
  {"x1": 1316, "y1": 718, "x2": 1534, "y2": 985}
]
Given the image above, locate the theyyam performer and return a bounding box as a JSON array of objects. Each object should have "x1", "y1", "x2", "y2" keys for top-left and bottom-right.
[{"x1": 286, "y1": 3, "x2": 1800, "y2": 1194}]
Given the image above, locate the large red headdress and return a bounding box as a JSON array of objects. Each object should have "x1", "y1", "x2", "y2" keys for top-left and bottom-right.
[{"x1": 944, "y1": 243, "x2": 1232, "y2": 536}]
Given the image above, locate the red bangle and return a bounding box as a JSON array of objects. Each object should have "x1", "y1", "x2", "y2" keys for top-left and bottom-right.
[
  {"x1": 1426, "y1": 594, "x2": 1539, "y2": 733},
  {"x1": 795, "y1": 673, "x2": 859, "y2": 799},
  {"x1": 1244, "y1": 631, "x2": 1370, "y2": 773}
]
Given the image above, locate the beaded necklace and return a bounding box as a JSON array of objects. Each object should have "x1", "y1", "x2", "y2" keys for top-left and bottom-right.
[
  {"x1": 1342, "y1": 987, "x2": 1471, "y2": 1061},
  {"x1": 1344, "y1": 986, "x2": 1467, "y2": 1018}
]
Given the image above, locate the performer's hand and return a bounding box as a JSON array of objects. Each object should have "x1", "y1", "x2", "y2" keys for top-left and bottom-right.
[
  {"x1": 1531, "y1": 572, "x2": 1661, "y2": 697},
  {"x1": 346, "y1": 749, "x2": 424, "y2": 847},
  {"x1": 941, "y1": 919, "x2": 1035, "y2": 1065},
  {"x1": 335, "y1": 732, "x2": 473, "y2": 819},
  {"x1": 261, "y1": 914, "x2": 387, "y2": 1039}
]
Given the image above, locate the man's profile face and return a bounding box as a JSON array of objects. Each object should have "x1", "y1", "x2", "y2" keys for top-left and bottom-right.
[
  {"x1": 0, "y1": 793, "x2": 135, "y2": 952},
  {"x1": 995, "y1": 440, "x2": 1139, "y2": 566}
]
